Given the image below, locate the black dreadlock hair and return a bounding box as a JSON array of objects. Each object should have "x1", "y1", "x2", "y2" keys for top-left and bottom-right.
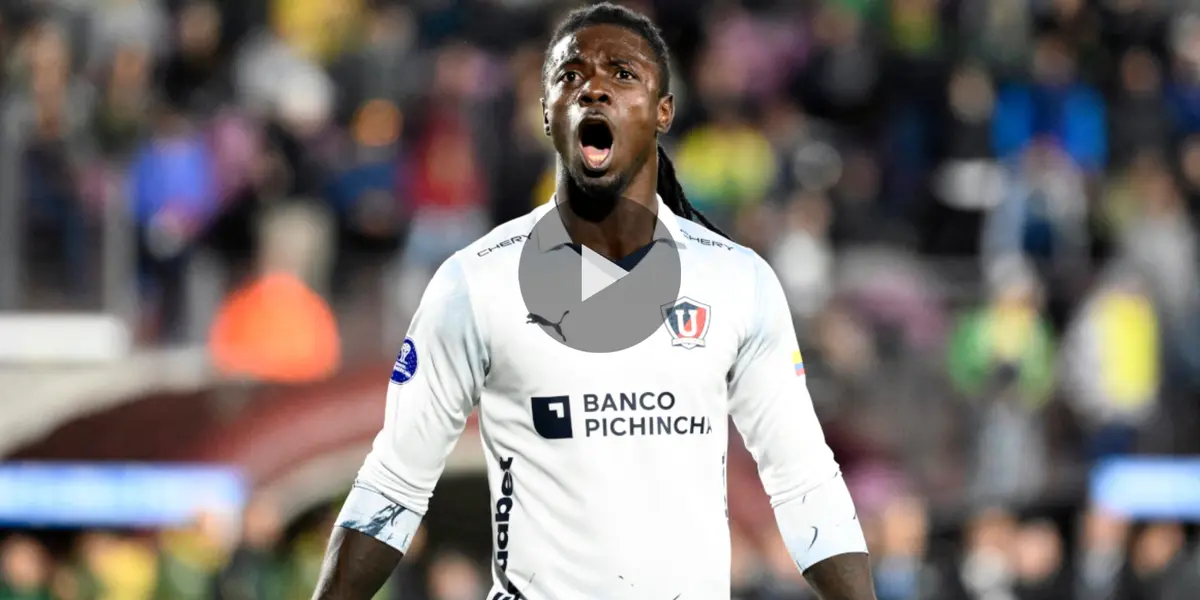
[{"x1": 543, "y1": 2, "x2": 727, "y2": 238}]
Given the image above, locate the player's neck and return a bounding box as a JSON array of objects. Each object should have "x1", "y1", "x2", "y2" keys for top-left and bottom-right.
[{"x1": 557, "y1": 170, "x2": 658, "y2": 261}]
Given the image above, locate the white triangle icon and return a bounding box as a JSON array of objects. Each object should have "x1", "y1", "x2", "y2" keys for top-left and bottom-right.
[{"x1": 580, "y1": 245, "x2": 629, "y2": 302}]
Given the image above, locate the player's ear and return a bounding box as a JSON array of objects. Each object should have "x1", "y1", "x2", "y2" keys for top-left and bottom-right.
[
  {"x1": 656, "y1": 93, "x2": 674, "y2": 135},
  {"x1": 541, "y1": 98, "x2": 551, "y2": 137}
]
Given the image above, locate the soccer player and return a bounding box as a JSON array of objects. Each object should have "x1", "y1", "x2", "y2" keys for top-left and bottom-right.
[{"x1": 312, "y1": 4, "x2": 875, "y2": 600}]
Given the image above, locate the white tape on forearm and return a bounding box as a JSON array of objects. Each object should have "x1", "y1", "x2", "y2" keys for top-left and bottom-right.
[
  {"x1": 336, "y1": 484, "x2": 423, "y2": 554},
  {"x1": 774, "y1": 474, "x2": 869, "y2": 572}
]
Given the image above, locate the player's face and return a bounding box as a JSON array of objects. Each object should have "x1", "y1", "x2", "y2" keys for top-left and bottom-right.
[{"x1": 543, "y1": 25, "x2": 673, "y2": 200}]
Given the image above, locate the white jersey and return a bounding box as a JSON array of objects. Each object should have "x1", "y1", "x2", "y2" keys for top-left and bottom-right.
[{"x1": 339, "y1": 196, "x2": 867, "y2": 600}]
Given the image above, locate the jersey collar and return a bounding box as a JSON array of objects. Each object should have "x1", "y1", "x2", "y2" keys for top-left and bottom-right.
[{"x1": 533, "y1": 194, "x2": 688, "y2": 253}]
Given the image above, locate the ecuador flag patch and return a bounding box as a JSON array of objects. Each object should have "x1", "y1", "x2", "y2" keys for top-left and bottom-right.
[{"x1": 793, "y1": 350, "x2": 805, "y2": 376}]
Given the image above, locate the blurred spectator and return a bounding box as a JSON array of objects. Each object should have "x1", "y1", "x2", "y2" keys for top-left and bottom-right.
[
  {"x1": 871, "y1": 496, "x2": 935, "y2": 600},
  {"x1": 770, "y1": 192, "x2": 833, "y2": 319},
  {"x1": 78, "y1": 532, "x2": 157, "y2": 600},
  {"x1": 391, "y1": 43, "x2": 493, "y2": 319},
  {"x1": 1075, "y1": 507, "x2": 1129, "y2": 600},
  {"x1": 1112, "y1": 147, "x2": 1200, "y2": 387},
  {"x1": 1118, "y1": 162, "x2": 1199, "y2": 327},
  {"x1": 1011, "y1": 520, "x2": 1069, "y2": 600},
  {"x1": 214, "y1": 497, "x2": 285, "y2": 600},
  {"x1": 1176, "y1": 134, "x2": 1200, "y2": 225},
  {"x1": 1102, "y1": 0, "x2": 1168, "y2": 55},
  {"x1": 950, "y1": 258, "x2": 1055, "y2": 504},
  {"x1": 425, "y1": 549, "x2": 483, "y2": 600},
  {"x1": 928, "y1": 62, "x2": 1005, "y2": 257},
  {"x1": 7, "y1": 19, "x2": 97, "y2": 302},
  {"x1": 154, "y1": 512, "x2": 227, "y2": 599},
  {"x1": 128, "y1": 98, "x2": 218, "y2": 341},
  {"x1": 1108, "y1": 47, "x2": 1171, "y2": 169},
  {"x1": 884, "y1": 0, "x2": 945, "y2": 61},
  {"x1": 940, "y1": 61, "x2": 997, "y2": 163},
  {"x1": 835, "y1": 249, "x2": 948, "y2": 353},
  {"x1": 829, "y1": 150, "x2": 896, "y2": 246},
  {"x1": 259, "y1": 64, "x2": 337, "y2": 203},
  {"x1": 972, "y1": 364, "x2": 1053, "y2": 503},
  {"x1": 1167, "y1": 12, "x2": 1200, "y2": 134},
  {"x1": 983, "y1": 140, "x2": 1089, "y2": 268},
  {"x1": 759, "y1": 100, "x2": 840, "y2": 205},
  {"x1": 947, "y1": 257, "x2": 1055, "y2": 408},
  {"x1": 491, "y1": 44, "x2": 555, "y2": 223},
  {"x1": 1061, "y1": 264, "x2": 1160, "y2": 457},
  {"x1": 1119, "y1": 522, "x2": 1200, "y2": 600},
  {"x1": 960, "y1": 0, "x2": 1032, "y2": 74},
  {"x1": 1040, "y1": 0, "x2": 1107, "y2": 82},
  {"x1": 209, "y1": 203, "x2": 340, "y2": 383},
  {"x1": 271, "y1": 0, "x2": 365, "y2": 64},
  {"x1": 158, "y1": 0, "x2": 231, "y2": 117},
  {"x1": 92, "y1": 44, "x2": 152, "y2": 160},
  {"x1": 992, "y1": 33, "x2": 1106, "y2": 172},
  {"x1": 1100, "y1": 151, "x2": 1167, "y2": 248},
  {"x1": 793, "y1": 3, "x2": 879, "y2": 130},
  {"x1": 812, "y1": 304, "x2": 878, "y2": 393},
  {"x1": 328, "y1": 3, "x2": 422, "y2": 122},
  {"x1": 732, "y1": 200, "x2": 777, "y2": 257},
  {"x1": 958, "y1": 507, "x2": 1018, "y2": 600},
  {"x1": 325, "y1": 98, "x2": 407, "y2": 258},
  {"x1": 0, "y1": 535, "x2": 52, "y2": 600},
  {"x1": 232, "y1": 18, "x2": 323, "y2": 119},
  {"x1": 674, "y1": 97, "x2": 775, "y2": 230},
  {"x1": 85, "y1": 0, "x2": 167, "y2": 73}
]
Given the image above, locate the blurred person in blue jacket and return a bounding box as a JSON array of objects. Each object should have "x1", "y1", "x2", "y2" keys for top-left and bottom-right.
[
  {"x1": 992, "y1": 33, "x2": 1106, "y2": 173},
  {"x1": 128, "y1": 98, "x2": 217, "y2": 342}
]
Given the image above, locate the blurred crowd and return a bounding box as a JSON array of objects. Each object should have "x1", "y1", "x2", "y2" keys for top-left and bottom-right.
[
  {"x1": 3, "y1": 0, "x2": 1200, "y2": 598},
  {"x1": 3, "y1": 496, "x2": 1200, "y2": 600},
  {"x1": 0, "y1": 497, "x2": 445, "y2": 600}
]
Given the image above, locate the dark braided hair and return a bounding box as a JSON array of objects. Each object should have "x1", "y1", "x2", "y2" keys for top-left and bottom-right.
[{"x1": 544, "y1": 2, "x2": 727, "y2": 238}]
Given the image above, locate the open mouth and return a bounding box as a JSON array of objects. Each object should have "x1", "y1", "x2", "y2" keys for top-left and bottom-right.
[{"x1": 578, "y1": 119, "x2": 614, "y2": 171}]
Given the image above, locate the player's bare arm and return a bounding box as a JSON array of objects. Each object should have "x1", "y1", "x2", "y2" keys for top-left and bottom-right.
[
  {"x1": 804, "y1": 553, "x2": 877, "y2": 600},
  {"x1": 311, "y1": 527, "x2": 402, "y2": 600}
]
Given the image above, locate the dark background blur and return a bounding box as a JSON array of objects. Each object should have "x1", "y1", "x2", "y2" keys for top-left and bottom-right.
[{"x1": 1, "y1": 0, "x2": 1199, "y2": 599}]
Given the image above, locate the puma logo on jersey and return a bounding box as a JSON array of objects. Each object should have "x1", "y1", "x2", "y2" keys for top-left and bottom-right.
[{"x1": 526, "y1": 310, "x2": 570, "y2": 341}]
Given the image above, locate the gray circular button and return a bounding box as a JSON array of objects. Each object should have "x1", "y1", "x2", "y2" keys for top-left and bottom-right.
[{"x1": 518, "y1": 198, "x2": 681, "y2": 353}]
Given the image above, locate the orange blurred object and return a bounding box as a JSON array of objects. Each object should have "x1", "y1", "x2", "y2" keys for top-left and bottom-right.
[{"x1": 209, "y1": 272, "x2": 340, "y2": 383}]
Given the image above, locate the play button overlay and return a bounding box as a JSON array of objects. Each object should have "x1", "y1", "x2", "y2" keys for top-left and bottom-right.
[
  {"x1": 580, "y1": 244, "x2": 629, "y2": 301},
  {"x1": 518, "y1": 197, "x2": 682, "y2": 353}
]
